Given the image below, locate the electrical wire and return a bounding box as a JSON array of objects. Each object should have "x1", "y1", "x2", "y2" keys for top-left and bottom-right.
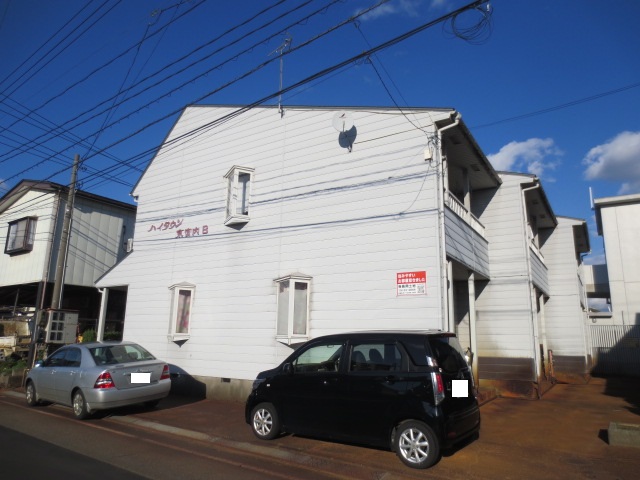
[
  {"x1": 1, "y1": 0, "x2": 121, "y2": 99},
  {"x1": 0, "y1": 0, "x2": 96, "y2": 91},
  {"x1": 0, "y1": 0, "x2": 207, "y2": 151},
  {"x1": 0, "y1": 0, "x2": 317, "y2": 168},
  {"x1": 0, "y1": 0, "x2": 366, "y2": 179},
  {"x1": 3, "y1": 0, "x2": 488, "y2": 193}
]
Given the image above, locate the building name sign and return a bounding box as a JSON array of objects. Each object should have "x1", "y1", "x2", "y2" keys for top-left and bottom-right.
[
  {"x1": 147, "y1": 218, "x2": 209, "y2": 238},
  {"x1": 397, "y1": 271, "x2": 427, "y2": 296}
]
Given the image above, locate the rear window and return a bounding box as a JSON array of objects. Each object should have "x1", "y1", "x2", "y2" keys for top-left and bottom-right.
[
  {"x1": 89, "y1": 344, "x2": 156, "y2": 366},
  {"x1": 428, "y1": 336, "x2": 468, "y2": 374}
]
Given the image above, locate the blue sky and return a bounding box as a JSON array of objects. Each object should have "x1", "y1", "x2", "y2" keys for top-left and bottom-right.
[{"x1": 1, "y1": 0, "x2": 639, "y2": 263}]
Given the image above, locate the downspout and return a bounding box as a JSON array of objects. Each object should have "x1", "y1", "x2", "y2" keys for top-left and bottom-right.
[
  {"x1": 436, "y1": 112, "x2": 461, "y2": 331},
  {"x1": 96, "y1": 287, "x2": 108, "y2": 342},
  {"x1": 521, "y1": 183, "x2": 542, "y2": 397}
]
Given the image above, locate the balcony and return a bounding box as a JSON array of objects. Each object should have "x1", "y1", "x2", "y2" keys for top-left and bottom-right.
[{"x1": 445, "y1": 192, "x2": 485, "y2": 237}]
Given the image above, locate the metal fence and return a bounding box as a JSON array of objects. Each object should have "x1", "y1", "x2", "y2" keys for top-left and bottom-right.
[{"x1": 590, "y1": 324, "x2": 640, "y2": 377}]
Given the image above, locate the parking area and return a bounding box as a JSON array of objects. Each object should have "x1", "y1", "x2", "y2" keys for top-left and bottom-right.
[
  {"x1": 3, "y1": 376, "x2": 640, "y2": 479},
  {"x1": 96, "y1": 376, "x2": 638, "y2": 479}
]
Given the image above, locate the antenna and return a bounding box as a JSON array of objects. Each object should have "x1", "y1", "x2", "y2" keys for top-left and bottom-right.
[{"x1": 270, "y1": 34, "x2": 292, "y2": 117}]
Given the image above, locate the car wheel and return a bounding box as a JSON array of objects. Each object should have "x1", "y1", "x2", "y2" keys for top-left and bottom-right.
[
  {"x1": 394, "y1": 420, "x2": 440, "y2": 469},
  {"x1": 72, "y1": 390, "x2": 91, "y2": 420},
  {"x1": 25, "y1": 381, "x2": 39, "y2": 406},
  {"x1": 251, "y1": 403, "x2": 281, "y2": 440}
]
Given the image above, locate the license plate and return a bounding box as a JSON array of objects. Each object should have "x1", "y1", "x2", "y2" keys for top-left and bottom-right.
[{"x1": 131, "y1": 372, "x2": 151, "y2": 383}]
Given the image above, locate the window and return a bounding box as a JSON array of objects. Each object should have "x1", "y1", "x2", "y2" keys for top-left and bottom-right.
[
  {"x1": 168, "y1": 283, "x2": 195, "y2": 341},
  {"x1": 292, "y1": 342, "x2": 343, "y2": 374},
  {"x1": 275, "y1": 274, "x2": 311, "y2": 344},
  {"x1": 224, "y1": 166, "x2": 254, "y2": 225},
  {"x1": 5, "y1": 217, "x2": 37, "y2": 255},
  {"x1": 349, "y1": 342, "x2": 404, "y2": 372},
  {"x1": 64, "y1": 348, "x2": 82, "y2": 367}
]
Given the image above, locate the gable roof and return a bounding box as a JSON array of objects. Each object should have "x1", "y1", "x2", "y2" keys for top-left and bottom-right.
[{"x1": 0, "y1": 179, "x2": 136, "y2": 215}]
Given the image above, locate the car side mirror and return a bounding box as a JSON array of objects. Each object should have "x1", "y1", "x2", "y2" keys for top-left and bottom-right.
[{"x1": 283, "y1": 363, "x2": 294, "y2": 375}]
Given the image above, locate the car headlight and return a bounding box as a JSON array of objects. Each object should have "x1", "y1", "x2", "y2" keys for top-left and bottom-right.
[{"x1": 252, "y1": 378, "x2": 265, "y2": 391}]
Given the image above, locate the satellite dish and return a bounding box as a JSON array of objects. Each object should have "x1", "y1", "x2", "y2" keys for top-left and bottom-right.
[{"x1": 332, "y1": 111, "x2": 354, "y2": 132}]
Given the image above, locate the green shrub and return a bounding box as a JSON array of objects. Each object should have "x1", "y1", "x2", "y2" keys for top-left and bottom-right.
[
  {"x1": 103, "y1": 331, "x2": 123, "y2": 341},
  {"x1": 81, "y1": 329, "x2": 97, "y2": 343},
  {"x1": 0, "y1": 357, "x2": 27, "y2": 374}
]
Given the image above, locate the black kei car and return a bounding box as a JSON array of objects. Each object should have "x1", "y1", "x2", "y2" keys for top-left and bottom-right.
[{"x1": 245, "y1": 330, "x2": 480, "y2": 469}]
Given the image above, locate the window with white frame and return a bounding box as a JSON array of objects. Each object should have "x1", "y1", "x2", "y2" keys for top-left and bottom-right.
[
  {"x1": 224, "y1": 166, "x2": 254, "y2": 226},
  {"x1": 168, "y1": 283, "x2": 195, "y2": 341},
  {"x1": 5, "y1": 217, "x2": 37, "y2": 255},
  {"x1": 275, "y1": 274, "x2": 311, "y2": 344}
]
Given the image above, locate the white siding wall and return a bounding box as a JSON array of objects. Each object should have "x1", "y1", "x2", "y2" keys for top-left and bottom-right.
[
  {"x1": 543, "y1": 217, "x2": 588, "y2": 357},
  {"x1": 474, "y1": 174, "x2": 533, "y2": 357},
  {"x1": 99, "y1": 106, "x2": 450, "y2": 380},
  {"x1": 0, "y1": 190, "x2": 57, "y2": 286},
  {"x1": 600, "y1": 202, "x2": 640, "y2": 325}
]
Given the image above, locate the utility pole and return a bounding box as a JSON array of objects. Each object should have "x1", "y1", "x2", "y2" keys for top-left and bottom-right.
[
  {"x1": 51, "y1": 154, "x2": 79, "y2": 310},
  {"x1": 27, "y1": 154, "x2": 79, "y2": 369}
]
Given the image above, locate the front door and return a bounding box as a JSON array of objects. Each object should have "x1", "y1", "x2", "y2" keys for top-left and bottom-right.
[{"x1": 37, "y1": 349, "x2": 67, "y2": 402}]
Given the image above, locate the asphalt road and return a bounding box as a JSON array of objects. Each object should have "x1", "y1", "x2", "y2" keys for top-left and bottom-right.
[
  {"x1": 1, "y1": 377, "x2": 640, "y2": 479},
  {"x1": 0, "y1": 424, "x2": 148, "y2": 480},
  {"x1": 0, "y1": 397, "x2": 345, "y2": 480}
]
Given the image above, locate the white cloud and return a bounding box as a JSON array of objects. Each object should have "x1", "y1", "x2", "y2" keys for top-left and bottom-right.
[
  {"x1": 583, "y1": 131, "x2": 640, "y2": 194},
  {"x1": 487, "y1": 138, "x2": 562, "y2": 180},
  {"x1": 358, "y1": 0, "x2": 424, "y2": 21}
]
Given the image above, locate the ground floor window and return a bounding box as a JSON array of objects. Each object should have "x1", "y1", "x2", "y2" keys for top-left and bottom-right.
[
  {"x1": 275, "y1": 274, "x2": 311, "y2": 345},
  {"x1": 169, "y1": 283, "x2": 195, "y2": 342}
]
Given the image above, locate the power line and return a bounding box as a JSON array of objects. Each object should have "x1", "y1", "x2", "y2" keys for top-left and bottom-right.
[
  {"x1": 1, "y1": 0, "x2": 121, "y2": 99},
  {"x1": 0, "y1": 0, "x2": 207, "y2": 152},
  {"x1": 0, "y1": 0, "x2": 347, "y2": 175},
  {"x1": 471, "y1": 81, "x2": 640, "y2": 130},
  {"x1": 0, "y1": 0, "x2": 308, "y2": 167},
  {"x1": 4, "y1": 0, "x2": 488, "y2": 193},
  {"x1": 0, "y1": 0, "x2": 96, "y2": 91}
]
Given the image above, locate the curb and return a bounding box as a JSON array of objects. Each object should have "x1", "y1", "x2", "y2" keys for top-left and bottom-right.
[{"x1": 3, "y1": 389, "x2": 306, "y2": 465}]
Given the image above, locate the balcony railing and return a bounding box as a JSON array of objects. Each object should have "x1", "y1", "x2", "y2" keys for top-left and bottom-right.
[{"x1": 445, "y1": 192, "x2": 485, "y2": 236}]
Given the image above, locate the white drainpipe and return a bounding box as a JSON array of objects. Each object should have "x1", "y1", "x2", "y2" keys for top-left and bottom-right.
[
  {"x1": 436, "y1": 112, "x2": 461, "y2": 331},
  {"x1": 521, "y1": 183, "x2": 543, "y2": 394}
]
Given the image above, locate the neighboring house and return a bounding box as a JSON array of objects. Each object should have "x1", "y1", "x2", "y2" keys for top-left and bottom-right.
[
  {"x1": 584, "y1": 194, "x2": 640, "y2": 377},
  {"x1": 591, "y1": 194, "x2": 640, "y2": 326},
  {"x1": 0, "y1": 180, "x2": 136, "y2": 338},
  {"x1": 95, "y1": 105, "x2": 588, "y2": 401}
]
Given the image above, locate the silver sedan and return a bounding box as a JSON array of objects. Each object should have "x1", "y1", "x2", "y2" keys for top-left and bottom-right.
[{"x1": 25, "y1": 341, "x2": 171, "y2": 419}]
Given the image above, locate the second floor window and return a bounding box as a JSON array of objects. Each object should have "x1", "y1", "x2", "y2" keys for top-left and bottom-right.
[
  {"x1": 224, "y1": 166, "x2": 254, "y2": 226},
  {"x1": 5, "y1": 217, "x2": 37, "y2": 255}
]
